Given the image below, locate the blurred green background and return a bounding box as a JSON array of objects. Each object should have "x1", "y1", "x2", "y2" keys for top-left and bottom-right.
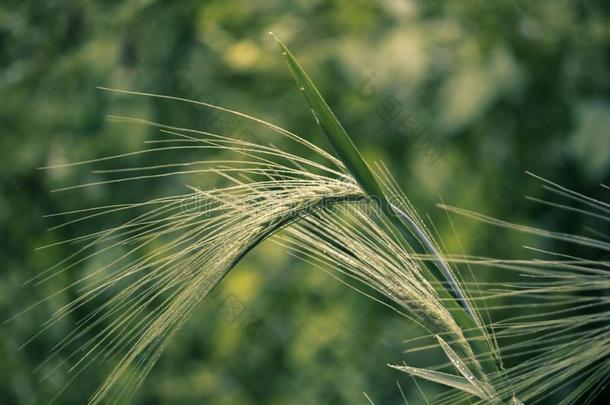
[{"x1": 1, "y1": 0, "x2": 609, "y2": 403}]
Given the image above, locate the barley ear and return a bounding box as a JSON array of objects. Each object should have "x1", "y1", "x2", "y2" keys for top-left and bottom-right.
[{"x1": 268, "y1": 33, "x2": 502, "y2": 379}]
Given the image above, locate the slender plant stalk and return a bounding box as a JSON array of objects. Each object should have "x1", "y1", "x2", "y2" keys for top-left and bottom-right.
[{"x1": 269, "y1": 32, "x2": 502, "y2": 382}]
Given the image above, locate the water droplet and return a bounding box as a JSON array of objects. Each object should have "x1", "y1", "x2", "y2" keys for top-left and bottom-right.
[
  {"x1": 299, "y1": 86, "x2": 304, "y2": 91},
  {"x1": 310, "y1": 109, "x2": 320, "y2": 125},
  {"x1": 281, "y1": 52, "x2": 287, "y2": 55}
]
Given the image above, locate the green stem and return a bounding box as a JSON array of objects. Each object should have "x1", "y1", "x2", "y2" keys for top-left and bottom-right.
[{"x1": 269, "y1": 32, "x2": 502, "y2": 381}]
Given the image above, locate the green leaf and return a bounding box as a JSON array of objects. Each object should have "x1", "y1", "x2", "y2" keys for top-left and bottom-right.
[
  {"x1": 269, "y1": 33, "x2": 502, "y2": 380},
  {"x1": 436, "y1": 336, "x2": 497, "y2": 401},
  {"x1": 388, "y1": 363, "x2": 489, "y2": 399},
  {"x1": 268, "y1": 32, "x2": 386, "y2": 200}
]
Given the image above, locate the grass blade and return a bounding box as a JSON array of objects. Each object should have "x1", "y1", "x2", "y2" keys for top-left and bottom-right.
[
  {"x1": 267, "y1": 32, "x2": 386, "y2": 200},
  {"x1": 436, "y1": 336, "x2": 497, "y2": 401},
  {"x1": 268, "y1": 32, "x2": 491, "y2": 348},
  {"x1": 388, "y1": 364, "x2": 489, "y2": 399}
]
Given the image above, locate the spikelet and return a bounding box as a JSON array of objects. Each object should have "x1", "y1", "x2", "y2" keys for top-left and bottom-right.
[{"x1": 437, "y1": 174, "x2": 610, "y2": 404}]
